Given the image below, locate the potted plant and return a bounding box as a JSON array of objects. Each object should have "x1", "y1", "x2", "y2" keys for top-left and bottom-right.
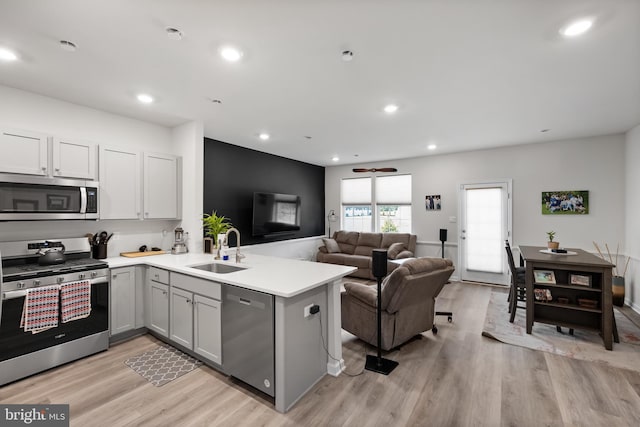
[
  {"x1": 202, "y1": 211, "x2": 233, "y2": 251},
  {"x1": 546, "y1": 231, "x2": 559, "y2": 249}
]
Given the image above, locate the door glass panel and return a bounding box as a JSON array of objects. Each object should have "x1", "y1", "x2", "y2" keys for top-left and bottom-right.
[{"x1": 465, "y1": 187, "x2": 503, "y2": 273}]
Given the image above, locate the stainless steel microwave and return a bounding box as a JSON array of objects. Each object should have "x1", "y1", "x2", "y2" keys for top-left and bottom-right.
[{"x1": 0, "y1": 174, "x2": 98, "y2": 220}]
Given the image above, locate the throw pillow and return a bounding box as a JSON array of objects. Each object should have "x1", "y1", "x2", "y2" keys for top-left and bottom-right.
[
  {"x1": 387, "y1": 242, "x2": 406, "y2": 259},
  {"x1": 322, "y1": 238, "x2": 341, "y2": 253},
  {"x1": 395, "y1": 250, "x2": 414, "y2": 259}
]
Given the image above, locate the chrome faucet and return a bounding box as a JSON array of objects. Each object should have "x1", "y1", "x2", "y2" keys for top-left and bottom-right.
[{"x1": 224, "y1": 227, "x2": 245, "y2": 263}]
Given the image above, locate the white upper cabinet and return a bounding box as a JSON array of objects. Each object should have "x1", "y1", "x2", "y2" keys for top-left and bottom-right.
[
  {"x1": 143, "y1": 152, "x2": 180, "y2": 219},
  {"x1": 0, "y1": 127, "x2": 96, "y2": 180},
  {"x1": 0, "y1": 128, "x2": 48, "y2": 175},
  {"x1": 99, "y1": 146, "x2": 141, "y2": 219},
  {"x1": 99, "y1": 147, "x2": 180, "y2": 220},
  {"x1": 52, "y1": 137, "x2": 96, "y2": 179}
]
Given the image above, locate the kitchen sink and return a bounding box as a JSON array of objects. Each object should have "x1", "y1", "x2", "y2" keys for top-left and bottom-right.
[{"x1": 190, "y1": 263, "x2": 246, "y2": 274}]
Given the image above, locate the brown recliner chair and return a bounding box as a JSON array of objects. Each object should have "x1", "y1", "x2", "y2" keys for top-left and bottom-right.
[{"x1": 341, "y1": 257, "x2": 455, "y2": 351}]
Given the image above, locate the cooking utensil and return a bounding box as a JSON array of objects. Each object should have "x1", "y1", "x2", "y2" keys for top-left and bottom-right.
[
  {"x1": 105, "y1": 233, "x2": 114, "y2": 243},
  {"x1": 37, "y1": 241, "x2": 66, "y2": 265},
  {"x1": 98, "y1": 231, "x2": 108, "y2": 244}
]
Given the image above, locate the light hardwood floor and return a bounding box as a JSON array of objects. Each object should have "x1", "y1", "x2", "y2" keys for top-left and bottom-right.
[{"x1": 2, "y1": 282, "x2": 640, "y2": 427}]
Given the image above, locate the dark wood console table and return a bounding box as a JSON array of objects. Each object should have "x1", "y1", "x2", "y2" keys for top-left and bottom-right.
[{"x1": 519, "y1": 246, "x2": 615, "y2": 350}]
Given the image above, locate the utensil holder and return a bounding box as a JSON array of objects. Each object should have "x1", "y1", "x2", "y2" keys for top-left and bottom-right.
[{"x1": 93, "y1": 244, "x2": 107, "y2": 259}]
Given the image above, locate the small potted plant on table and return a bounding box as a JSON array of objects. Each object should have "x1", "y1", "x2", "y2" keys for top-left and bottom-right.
[{"x1": 547, "y1": 231, "x2": 559, "y2": 250}]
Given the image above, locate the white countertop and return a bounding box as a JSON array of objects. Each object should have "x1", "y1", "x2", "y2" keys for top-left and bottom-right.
[{"x1": 105, "y1": 252, "x2": 356, "y2": 298}]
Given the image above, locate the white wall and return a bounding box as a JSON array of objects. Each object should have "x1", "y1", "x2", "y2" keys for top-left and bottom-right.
[
  {"x1": 625, "y1": 124, "x2": 640, "y2": 311},
  {"x1": 171, "y1": 121, "x2": 204, "y2": 254},
  {"x1": 0, "y1": 85, "x2": 179, "y2": 255},
  {"x1": 326, "y1": 134, "x2": 626, "y2": 282}
]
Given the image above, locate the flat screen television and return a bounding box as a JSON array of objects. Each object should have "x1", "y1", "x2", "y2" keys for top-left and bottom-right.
[{"x1": 252, "y1": 192, "x2": 301, "y2": 236}]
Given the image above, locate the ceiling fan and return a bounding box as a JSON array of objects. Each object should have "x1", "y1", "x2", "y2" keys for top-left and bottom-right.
[{"x1": 352, "y1": 168, "x2": 398, "y2": 173}]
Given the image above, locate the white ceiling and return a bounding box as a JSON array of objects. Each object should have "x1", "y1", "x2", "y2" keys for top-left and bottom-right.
[{"x1": 1, "y1": 0, "x2": 639, "y2": 166}]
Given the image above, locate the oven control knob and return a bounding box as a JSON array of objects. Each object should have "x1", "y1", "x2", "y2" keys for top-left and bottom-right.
[
  {"x1": 17, "y1": 281, "x2": 25, "y2": 289},
  {"x1": 78, "y1": 273, "x2": 86, "y2": 280},
  {"x1": 33, "y1": 280, "x2": 41, "y2": 286},
  {"x1": 91, "y1": 271, "x2": 98, "y2": 278},
  {"x1": 57, "y1": 277, "x2": 65, "y2": 284}
]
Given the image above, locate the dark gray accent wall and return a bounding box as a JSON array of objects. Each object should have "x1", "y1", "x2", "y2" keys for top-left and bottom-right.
[{"x1": 203, "y1": 138, "x2": 325, "y2": 246}]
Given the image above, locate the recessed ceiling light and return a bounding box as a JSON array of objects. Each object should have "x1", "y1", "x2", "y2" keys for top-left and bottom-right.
[
  {"x1": 136, "y1": 94, "x2": 154, "y2": 104},
  {"x1": 561, "y1": 19, "x2": 593, "y2": 37},
  {"x1": 427, "y1": 144, "x2": 437, "y2": 150},
  {"x1": 332, "y1": 156, "x2": 340, "y2": 162},
  {"x1": 220, "y1": 46, "x2": 243, "y2": 62},
  {"x1": 59, "y1": 40, "x2": 77, "y2": 52},
  {"x1": 383, "y1": 104, "x2": 398, "y2": 114},
  {"x1": 342, "y1": 50, "x2": 354, "y2": 61},
  {"x1": 259, "y1": 133, "x2": 270, "y2": 141},
  {"x1": 165, "y1": 27, "x2": 183, "y2": 41},
  {"x1": 0, "y1": 47, "x2": 17, "y2": 61}
]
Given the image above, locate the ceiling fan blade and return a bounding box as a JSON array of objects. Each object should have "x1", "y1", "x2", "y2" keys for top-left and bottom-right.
[{"x1": 352, "y1": 167, "x2": 398, "y2": 173}]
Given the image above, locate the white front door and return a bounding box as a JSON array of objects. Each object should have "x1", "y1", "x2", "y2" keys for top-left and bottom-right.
[{"x1": 458, "y1": 181, "x2": 511, "y2": 285}]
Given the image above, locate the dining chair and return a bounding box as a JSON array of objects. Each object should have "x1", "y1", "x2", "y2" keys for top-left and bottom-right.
[{"x1": 505, "y1": 241, "x2": 526, "y2": 321}]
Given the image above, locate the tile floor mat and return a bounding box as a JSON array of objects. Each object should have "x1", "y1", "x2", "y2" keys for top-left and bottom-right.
[{"x1": 124, "y1": 344, "x2": 203, "y2": 387}]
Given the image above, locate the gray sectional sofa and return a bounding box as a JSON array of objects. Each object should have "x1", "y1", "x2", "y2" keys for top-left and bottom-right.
[{"x1": 316, "y1": 230, "x2": 417, "y2": 279}]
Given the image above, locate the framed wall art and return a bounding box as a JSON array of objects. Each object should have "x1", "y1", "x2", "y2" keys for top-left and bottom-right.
[
  {"x1": 541, "y1": 190, "x2": 589, "y2": 215},
  {"x1": 425, "y1": 195, "x2": 441, "y2": 211}
]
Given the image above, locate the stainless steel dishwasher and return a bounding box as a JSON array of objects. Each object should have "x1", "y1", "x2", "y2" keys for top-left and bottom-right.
[{"x1": 222, "y1": 284, "x2": 275, "y2": 397}]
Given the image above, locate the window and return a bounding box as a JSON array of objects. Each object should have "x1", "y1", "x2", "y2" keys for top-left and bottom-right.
[
  {"x1": 376, "y1": 175, "x2": 412, "y2": 233},
  {"x1": 341, "y1": 178, "x2": 372, "y2": 232},
  {"x1": 340, "y1": 175, "x2": 412, "y2": 232}
]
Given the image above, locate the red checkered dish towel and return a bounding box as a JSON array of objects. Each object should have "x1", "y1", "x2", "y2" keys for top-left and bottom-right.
[
  {"x1": 20, "y1": 285, "x2": 60, "y2": 334},
  {"x1": 61, "y1": 280, "x2": 92, "y2": 322}
]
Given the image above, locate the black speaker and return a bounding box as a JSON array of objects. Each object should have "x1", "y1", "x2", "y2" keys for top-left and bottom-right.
[
  {"x1": 372, "y1": 249, "x2": 388, "y2": 278},
  {"x1": 439, "y1": 229, "x2": 448, "y2": 242}
]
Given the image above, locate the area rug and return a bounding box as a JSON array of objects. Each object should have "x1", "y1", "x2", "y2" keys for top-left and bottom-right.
[
  {"x1": 482, "y1": 290, "x2": 640, "y2": 373},
  {"x1": 124, "y1": 345, "x2": 202, "y2": 387}
]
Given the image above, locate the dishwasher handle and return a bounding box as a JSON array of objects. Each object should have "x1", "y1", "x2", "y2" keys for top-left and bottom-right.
[{"x1": 227, "y1": 293, "x2": 266, "y2": 310}]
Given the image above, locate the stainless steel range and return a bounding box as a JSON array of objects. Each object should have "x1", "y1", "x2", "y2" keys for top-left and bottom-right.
[{"x1": 0, "y1": 237, "x2": 109, "y2": 386}]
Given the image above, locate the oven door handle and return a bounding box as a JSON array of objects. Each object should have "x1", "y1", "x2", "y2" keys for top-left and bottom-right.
[
  {"x1": 2, "y1": 277, "x2": 108, "y2": 301},
  {"x1": 3, "y1": 289, "x2": 29, "y2": 300}
]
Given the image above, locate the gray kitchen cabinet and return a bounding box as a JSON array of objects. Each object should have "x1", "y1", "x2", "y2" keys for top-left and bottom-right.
[
  {"x1": 51, "y1": 137, "x2": 96, "y2": 179},
  {"x1": 110, "y1": 267, "x2": 136, "y2": 335},
  {"x1": 169, "y1": 286, "x2": 193, "y2": 349},
  {"x1": 169, "y1": 272, "x2": 222, "y2": 364},
  {"x1": 194, "y1": 294, "x2": 222, "y2": 364},
  {"x1": 146, "y1": 267, "x2": 169, "y2": 337},
  {"x1": 0, "y1": 127, "x2": 48, "y2": 175}
]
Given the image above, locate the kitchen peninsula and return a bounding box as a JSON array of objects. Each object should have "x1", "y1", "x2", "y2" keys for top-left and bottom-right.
[{"x1": 107, "y1": 252, "x2": 355, "y2": 413}]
